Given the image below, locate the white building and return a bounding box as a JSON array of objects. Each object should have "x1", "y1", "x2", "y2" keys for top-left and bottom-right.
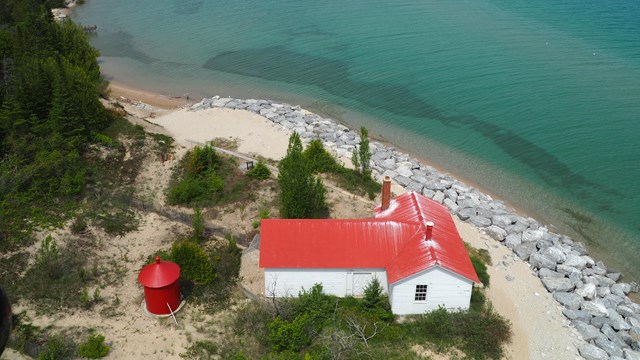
[{"x1": 260, "y1": 179, "x2": 480, "y2": 315}]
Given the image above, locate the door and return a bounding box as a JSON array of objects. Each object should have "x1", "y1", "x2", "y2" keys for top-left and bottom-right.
[{"x1": 352, "y1": 273, "x2": 373, "y2": 296}]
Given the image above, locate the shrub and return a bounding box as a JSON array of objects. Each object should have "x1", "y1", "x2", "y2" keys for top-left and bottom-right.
[
  {"x1": 470, "y1": 255, "x2": 490, "y2": 287},
  {"x1": 70, "y1": 216, "x2": 88, "y2": 234},
  {"x1": 362, "y1": 278, "x2": 384, "y2": 310},
  {"x1": 171, "y1": 241, "x2": 214, "y2": 284},
  {"x1": 247, "y1": 160, "x2": 272, "y2": 180},
  {"x1": 78, "y1": 334, "x2": 110, "y2": 359},
  {"x1": 303, "y1": 140, "x2": 337, "y2": 173},
  {"x1": 185, "y1": 145, "x2": 220, "y2": 176},
  {"x1": 37, "y1": 335, "x2": 70, "y2": 360},
  {"x1": 191, "y1": 208, "x2": 206, "y2": 241},
  {"x1": 269, "y1": 313, "x2": 313, "y2": 352}
]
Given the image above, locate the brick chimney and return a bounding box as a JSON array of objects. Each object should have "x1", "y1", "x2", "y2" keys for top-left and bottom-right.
[
  {"x1": 381, "y1": 176, "x2": 391, "y2": 211},
  {"x1": 425, "y1": 221, "x2": 434, "y2": 240}
]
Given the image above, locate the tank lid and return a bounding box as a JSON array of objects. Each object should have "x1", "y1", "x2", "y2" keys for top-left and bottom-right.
[{"x1": 138, "y1": 256, "x2": 180, "y2": 288}]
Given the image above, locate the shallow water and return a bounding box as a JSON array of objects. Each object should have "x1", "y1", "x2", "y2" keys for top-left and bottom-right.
[{"x1": 73, "y1": 0, "x2": 640, "y2": 279}]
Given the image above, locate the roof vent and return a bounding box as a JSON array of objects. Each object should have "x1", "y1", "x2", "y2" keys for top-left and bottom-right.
[{"x1": 425, "y1": 221, "x2": 434, "y2": 240}]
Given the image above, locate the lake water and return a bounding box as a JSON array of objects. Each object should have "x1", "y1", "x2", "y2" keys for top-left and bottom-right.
[{"x1": 72, "y1": 0, "x2": 640, "y2": 279}]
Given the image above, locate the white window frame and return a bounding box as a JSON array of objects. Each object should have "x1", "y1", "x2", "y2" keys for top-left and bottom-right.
[{"x1": 414, "y1": 284, "x2": 428, "y2": 302}]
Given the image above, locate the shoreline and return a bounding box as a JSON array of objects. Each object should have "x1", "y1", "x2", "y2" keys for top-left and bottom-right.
[{"x1": 109, "y1": 80, "x2": 638, "y2": 285}]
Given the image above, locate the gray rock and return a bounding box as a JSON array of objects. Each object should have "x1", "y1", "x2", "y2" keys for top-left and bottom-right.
[
  {"x1": 529, "y1": 252, "x2": 557, "y2": 270},
  {"x1": 618, "y1": 305, "x2": 638, "y2": 319},
  {"x1": 553, "y1": 292, "x2": 582, "y2": 310},
  {"x1": 612, "y1": 283, "x2": 633, "y2": 296},
  {"x1": 522, "y1": 229, "x2": 546, "y2": 243},
  {"x1": 422, "y1": 188, "x2": 436, "y2": 199},
  {"x1": 595, "y1": 336, "x2": 624, "y2": 357},
  {"x1": 539, "y1": 268, "x2": 564, "y2": 278},
  {"x1": 541, "y1": 277, "x2": 574, "y2": 292},
  {"x1": 610, "y1": 308, "x2": 632, "y2": 331},
  {"x1": 406, "y1": 181, "x2": 425, "y2": 193},
  {"x1": 505, "y1": 274, "x2": 515, "y2": 281},
  {"x1": 492, "y1": 214, "x2": 515, "y2": 228},
  {"x1": 591, "y1": 316, "x2": 615, "y2": 329},
  {"x1": 432, "y1": 191, "x2": 445, "y2": 204},
  {"x1": 458, "y1": 197, "x2": 479, "y2": 209},
  {"x1": 573, "y1": 321, "x2": 606, "y2": 341},
  {"x1": 514, "y1": 242, "x2": 538, "y2": 261},
  {"x1": 425, "y1": 180, "x2": 447, "y2": 192},
  {"x1": 578, "y1": 343, "x2": 609, "y2": 360},
  {"x1": 443, "y1": 198, "x2": 460, "y2": 214},
  {"x1": 444, "y1": 188, "x2": 458, "y2": 202},
  {"x1": 556, "y1": 264, "x2": 582, "y2": 277},
  {"x1": 394, "y1": 175, "x2": 412, "y2": 187},
  {"x1": 563, "y1": 309, "x2": 592, "y2": 322},
  {"x1": 576, "y1": 283, "x2": 598, "y2": 300},
  {"x1": 564, "y1": 255, "x2": 588, "y2": 270},
  {"x1": 625, "y1": 348, "x2": 640, "y2": 360},
  {"x1": 485, "y1": 225, "x2": 507, "y2": 241},
  {"x1": 469, "y1": 216, "x2": 491, "y2": 228},
  {"x1": 583, "y1": 300, "x2": 610, "y2": 317},
  {"x1": 457, "y1": 207, "x2": 476, "y2": 221},
  {"x1": 602, "y1": 323, "x2": 629, "y2": 348},
  {"x1": 607, "y1": 272, "x2": 623, "y2": 282},
  {"x1": 540, "y1": 246, "x2": 567, "y2": 264},
  {"x1": 504, "y1": 233, "x2": 522, "y2": 248}
]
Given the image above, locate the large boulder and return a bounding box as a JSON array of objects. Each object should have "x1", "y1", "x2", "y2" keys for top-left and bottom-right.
[
  {"x1": 582, "y1": 300, "x2": 610, "y2": 317},
  {"x1": 563, "y1": 309, "x2": 592, "y2": 323},
  {"x1": 540, "y1": 246, "x2": 567, "y2": 264},
  {"x1": 578, "y1": 343, "x2": 609, "y2": 360},
  {"x1": 609, "y1": 308, "x2": 632, "y2": 331},
  {"x1": 469, "y1": 216, "x2": 491, "y2": 228},
  {"x1": 564, "y1": 255, "x2": 588, "y2": 270},
  {"x1": 573, "y1": 321, "x2": 606, "y2": 342},
  {"x1": 514, "y1": 242, "x2": 538, "y2": 260},
  {"x1": 594, "y1": 336, "x2": 624, "y2": 357},
  {"x1": 541, "y1": 277, "x2": 574, "y2": 292},
  {"x1": 553, "y1": 292, "x2": 582, "y2": 310},
  {"x1": 484, "y1": 225, "x2": 507, "y2": 241},
  {"x1": 576, "y1": 283, "x2": 597, "y2": 300},
  {"x1": 491, "y1": 214, "x2": 515, "y2": 228},
  {"x1": 504, "y1": 233, "x2": 522, "y2": 249},
  {"x1": 522, "y1": 228, "x2": 546, "y2": 243},
  {"x1": 529, "y1": 252, "x2": 557, "y2": 270}
]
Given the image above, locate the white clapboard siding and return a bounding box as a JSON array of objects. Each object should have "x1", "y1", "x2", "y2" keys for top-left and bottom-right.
[
  {"x1": 389, "y1": 266, "x2": 473, "y2": 315},
  {"x1": 265, "y1": 268, "x2": 387, "y2": 297}
]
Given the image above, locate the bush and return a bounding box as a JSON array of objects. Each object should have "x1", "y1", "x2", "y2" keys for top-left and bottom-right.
[
  {"x1": 269, "y1": 313, "x2": 313, "y2": 352},
  {"x1": 470, "y1": 255, "x2": 490, "y2": 287},
  {"x1": 362, "y1": 278, "x2": 384, "y2": 310},
  {"x1": 303, "y1": 140, "x2": 337, "y2": 173},
  {"x1": 78, "y1": 334, "x2": 109, "y2": 359},
  {"x1": 191, "y1": 208, "x2": 206, "y2": 241},
  {"x1": 167, "y1": 145, "x2": 224, "y2": 206},
  {"x1": 247, "y1": 160, "x2": 272, "y2": 180},
  {"x1": 70, "y1": 216, "x2": 88, "y2": 234},
  {"x1": 171, "y1": 241, "x2": 215, "y2": 284},
  {"x1": 37, "y1": 335, "x2": 71, "y2": 360}
]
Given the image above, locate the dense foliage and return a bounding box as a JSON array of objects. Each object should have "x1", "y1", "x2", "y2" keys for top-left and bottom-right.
[
  {"x1": 167, "y1": 144, "x2": 224, "y2": 206},
  {"x1": 246, "y1": 159, "x2": 272, "y2": 180},
  {"x1": 278, "y1": 132, "x2": 328, "y2": 218},
  {"x1": 0, "y1": 0, "x2": 112, "y2": 248}
]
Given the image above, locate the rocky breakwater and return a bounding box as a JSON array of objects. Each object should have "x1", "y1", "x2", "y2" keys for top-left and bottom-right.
[{"x1": 192, "y1": 96, "x2": 640, "y2": 360}]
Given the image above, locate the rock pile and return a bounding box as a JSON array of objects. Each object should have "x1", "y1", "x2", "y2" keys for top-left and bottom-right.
[{"x1": 192, "y1": 96, "x2": 640, "y2": 360}]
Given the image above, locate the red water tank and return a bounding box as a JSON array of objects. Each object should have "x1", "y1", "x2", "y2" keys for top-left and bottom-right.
[{"x1": 138, "y1": 256, "x2": 181, "y2": 315}]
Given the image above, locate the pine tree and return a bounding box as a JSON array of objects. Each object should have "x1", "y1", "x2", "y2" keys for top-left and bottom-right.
[
  {"x1": 278, "y1": 133, "x2": 328, "y2": 219},
  {"x1": 358, "y1": 127, "x2": 371, "y2": 178}
]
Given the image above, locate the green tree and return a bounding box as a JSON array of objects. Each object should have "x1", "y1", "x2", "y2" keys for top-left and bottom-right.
[
  {"x1": 191, "y1": 207, "x2": 205, "y2": 241},
  {"x1": 357, "y1": 127, "x2": 371, "y2": 177},
  {"x1": 278, "y1": 133, "x2": 328, "y2": 219}
]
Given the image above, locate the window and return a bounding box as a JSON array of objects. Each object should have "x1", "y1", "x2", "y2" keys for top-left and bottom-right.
[{"x1": 414, "y1": 285, "x2": 428, "y2": 301}]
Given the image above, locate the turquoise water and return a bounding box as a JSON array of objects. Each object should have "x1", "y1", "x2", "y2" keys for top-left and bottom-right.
[{"x1": 72, "y1": 0, "x2": 640, "y2": 279}]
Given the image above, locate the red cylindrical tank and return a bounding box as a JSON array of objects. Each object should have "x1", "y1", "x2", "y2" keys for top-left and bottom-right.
[{"x1": 138, "y1": 256, "x2": 181, "y2": 315}]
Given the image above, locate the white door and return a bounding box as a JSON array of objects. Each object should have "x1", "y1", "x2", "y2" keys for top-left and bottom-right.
[{"x1": 352, "y1": 273, "x2": 373, "y2": 296}]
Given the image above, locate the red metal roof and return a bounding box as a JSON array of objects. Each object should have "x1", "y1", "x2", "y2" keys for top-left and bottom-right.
[
  {"x1": 259, "y1": 192, "x2": 480, "y2": 284},
  {"x1": 138, "y1": 256, "x2": 181, "y2": 288}
]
